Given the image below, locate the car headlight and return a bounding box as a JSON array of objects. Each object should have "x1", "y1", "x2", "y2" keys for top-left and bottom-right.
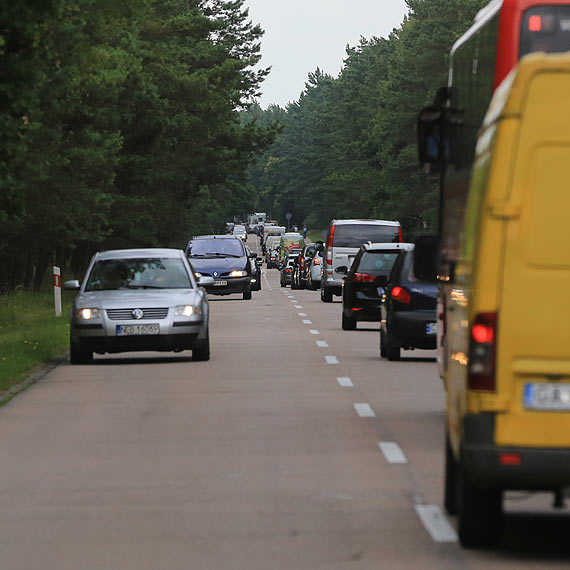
[
  {"x1": 174, "y1": 305, "x2": 201, "y2": 317},
  {"x1": 77, "y1": 308, "x2": 101, "y2": 320},
  {"x1": 230, "y1": 270, "x2": 247, "y2": 278}
]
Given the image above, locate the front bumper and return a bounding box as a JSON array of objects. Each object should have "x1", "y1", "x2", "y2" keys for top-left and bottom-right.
[{"x1": 204, "y1": 276, "x2": 251, "y2": 295}]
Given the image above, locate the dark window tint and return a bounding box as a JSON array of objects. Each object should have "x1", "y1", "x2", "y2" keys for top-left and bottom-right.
[
  {"x1": 356, "y1": 252, "x2": 400, "y2": 273},
  {"x1": 520, "y1": 7, "x2": 570, "y2": 56},
  {"x1": 187, "y1": 238, "x2": 244, "y2": 257},
  {"x1": 332, "y1": 224, "x2": 400, "y2": 248},
  {"x1": 86, "y1": 258, "x2": 191, "y2": 291}
]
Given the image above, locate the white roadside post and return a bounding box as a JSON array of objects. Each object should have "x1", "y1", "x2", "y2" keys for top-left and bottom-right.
[{"x1": 53, "y1": 266, "x2": 62, "y2": 317}]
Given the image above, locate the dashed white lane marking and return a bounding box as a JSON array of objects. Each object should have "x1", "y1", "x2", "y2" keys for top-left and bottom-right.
[
  {"x1": 298, "y1": 312, "x2": 307, "y2": 317},
  {"x1": 309, "y1": 330, "x2": 320, "y2": 335},
  {"x1": 303, "y1": 319, "x2": 313, "y2": 324},
  {"x1": 414, "y1": 505, "x2": 458, "y2": 543},
  {"x1": 262, "y1": 272, "x2": 272, "y2": 291},
  {"x1": 354, "y1": 403, "x2": 376, "y2": 417},
  {"x1": 295, "y1": 305, "x2": 303, "y2": 309},
  {"x1": 379, "y1": 442, "x2": 408, "y2": 464},
  {"x1": 324, "y1": 355, "x2": 339, "y2": 364},
  {"x1": 337, "y1": 377, "x2": 354, "y2": 387},
  {"x1": 316, "y1": 340, "x2": 329, "y2": 348}
]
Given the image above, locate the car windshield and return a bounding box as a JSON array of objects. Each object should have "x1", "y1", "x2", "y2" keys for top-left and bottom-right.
[
  {"x1": 85, "y1": 258, "x2": 192, "y2": 291},
  {"x1": 333, "y1": 224, "x2": 400, "y2": 247},
  {"x1": 356, "y1": 252, "x2": 400, "y2": 273},
  {"x1": 187, "y1": 239, "x2": 243, "y2": 258}
]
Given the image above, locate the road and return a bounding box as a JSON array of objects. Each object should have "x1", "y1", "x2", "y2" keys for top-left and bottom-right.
[{"x1": 0, "y1": 237, "x2": 568, "y2": 569}]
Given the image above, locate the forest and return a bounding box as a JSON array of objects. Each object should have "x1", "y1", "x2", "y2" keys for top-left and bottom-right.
[{"x1": 1, "y1": 0, "x2": 485, "y2": 290}]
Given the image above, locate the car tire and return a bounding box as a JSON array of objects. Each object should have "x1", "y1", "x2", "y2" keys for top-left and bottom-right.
[
  {"x1": 70, "y1": 341, "x2": 93, "y2": 365},
  {"x1": 342, "y1": 311, "x2": 357, "y2": 331},
  {"x1": 193, "y1": 331, "x2": 210, "y2": 361},
  {"x1": 280, "y1": 280, "x2": 286, "y2": 288},
  {"x1": 457, "y1": 461, "x2": 502, "y2": 548},
  {"x1": 379, "y1": 330, "x2": 387, "y2": 358},
  {"x1": 291, "y1": 277, "x2": 300, "y2": 290},
  {"x1": 307, "y1": 274, "x2": 316, "y2": 290},
  {"x1": 243, "y1": 290, "x2": 252, "y2": 300},
  {"x1": 387, "y1": 334, "x2": 401, "y2": 361},
  {"x1": 320, "y1": 285, "x2": 333, "y2": 303},
  {"x1": 444, "y1": 434, "x2": 458, "y2": 515}
]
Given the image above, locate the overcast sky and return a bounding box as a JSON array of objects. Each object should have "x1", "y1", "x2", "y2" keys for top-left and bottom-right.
[{"x1": 244, "y1": 0, "x2": 409, "y2": 108}]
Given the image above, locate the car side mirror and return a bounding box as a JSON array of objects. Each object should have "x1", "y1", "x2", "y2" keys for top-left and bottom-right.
[
  {"x1": 314, "y1": 242, "x2": 324, "y2": 252},
  {"x1": 63, "y1": 280, "x2": 81, "y2": 291},
  {"x1": 413, "y1": 235, "x2": 439, "y2": 283},
  {"x1": 198, "y1": 276, "x2": 215, "y2": 287}
]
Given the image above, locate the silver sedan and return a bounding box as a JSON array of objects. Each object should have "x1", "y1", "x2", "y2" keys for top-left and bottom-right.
[{"x1": 64, "y1": 248, "x2": 214, "y2": 364}]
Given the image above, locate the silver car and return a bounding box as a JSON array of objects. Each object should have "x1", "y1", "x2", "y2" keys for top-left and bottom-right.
[{"x1": 64, "y1": 248, "x2": 213, "y2": 364}]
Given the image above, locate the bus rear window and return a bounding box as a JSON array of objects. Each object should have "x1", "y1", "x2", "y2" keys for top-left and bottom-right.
[{"x1": 520, "y1": 6, "x2": 570, "y2": 57}]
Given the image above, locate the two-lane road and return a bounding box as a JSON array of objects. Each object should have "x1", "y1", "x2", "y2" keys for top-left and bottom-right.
[{"x1": 0, "y1": 240, "x2": 568, "y2": 569}]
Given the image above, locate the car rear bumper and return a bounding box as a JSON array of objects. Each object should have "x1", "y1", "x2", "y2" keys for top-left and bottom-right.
[
  {"x1": 344, "y1": 302, "x2": 381, "y2": 321},
  {"x1": 387, "y1": 310, "x2": 437, "y2": 349}
]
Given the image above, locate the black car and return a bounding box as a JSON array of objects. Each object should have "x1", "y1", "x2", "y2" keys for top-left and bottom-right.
[
  {"x1": 245, "y1": 244, "x2": 262, "y2": 291},
  {"x1": 186, "y1": 235, "x2": 257, "y2": 300},
  {"x1": 341, "y1": 242, "x2": 406, "y2": 330},
  {"x1": 291, "y1": 243, "x2": 318, "y2": 290},
  {"x1": 380, "y1": 245, "x2": 438, "y2": 360},
  {"x1": 279, "y1": 250, "x2": 300, "y2": 287}
]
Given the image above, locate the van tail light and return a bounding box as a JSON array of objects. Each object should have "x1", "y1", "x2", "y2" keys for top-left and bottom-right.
[
  {"x1": 468, "y1": 312, "x2": 497, "y2": 391},
  {"x1": 326, "y1": 225, "x2": 335, "y2": 265},
  {"x1": 398, "y1": 227, "x2": 404, "y2": 242},
  {"x1": 391, "y1": 286, "x2": 411, "y2": 303},
  {"x1": 353, "y1": 273, "x2": 375, "y2": 283}
]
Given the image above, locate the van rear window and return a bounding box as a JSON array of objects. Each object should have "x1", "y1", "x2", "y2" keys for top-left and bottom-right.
[{"x1": 332, "y1": 224, "x2": 400, "y2": 248}]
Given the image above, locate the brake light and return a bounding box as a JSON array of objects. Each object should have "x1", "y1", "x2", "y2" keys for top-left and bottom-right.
[
  {"x1": 300, "y1": 256, "x2": 305, "y2": 270},
  {"x1": 326, "y1": 225, "x2": 335, "y2": 265},
  {"x1": 353, "y1": 273, "x2": 375, "y2": 283},
  {"x1": 529, "y1": 14, "x2": 542, "y2": 31},
  {"x1": 468, "y1": 312, "x2": 497, "y2": 391},
  {"x1": 391, "y1": 286, "x2": 411, "y2": 303},
  {"x1": 398, "y1": 226, "x2": 403, "y2": 242},
  {"x1": 313, "y1": 257, "x2": 321, "y2": 266}
]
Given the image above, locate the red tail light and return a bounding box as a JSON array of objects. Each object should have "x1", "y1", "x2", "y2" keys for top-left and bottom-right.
[
  {"x1": 353, "y1": 273, "x2": 375, "y2": 283},
  {"x1": 391, "y1": 286, "x2": 411, "y2": 303},
  {"x1": 300, "y1": 257, "x2": 305, "y2": 270},
  {"x1": 398, "y1": 226, "x2": 403, "y2": 242},
  {"x1": 468, "y1": 312, "x2": 497, "y2": 391},
  {"x1": 313, "y1": 257, "x2": 321, "y2": 266},
  {"x1": 326, "y1": 225, "x2": 335, "y2": 265}
]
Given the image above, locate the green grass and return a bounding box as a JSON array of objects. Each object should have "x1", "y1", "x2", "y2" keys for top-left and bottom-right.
[
  {"x1": 306, "y1": 229, "x2": 325, "y2": 243},
  {"x1": 0, "y1": 290, "x2": 74, "y2": 397}
]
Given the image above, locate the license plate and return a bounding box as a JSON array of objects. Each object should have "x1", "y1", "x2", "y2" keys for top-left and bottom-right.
[
  {"x1": 116, "y1": 323, "x2": 160, "y2": 336},
  {"x1": 426, "y1": 322, "x2": 438, "y2": 334},
  {"x1": 524, "y1": 382, "x2": 570, "y2": 411},
  {"x1": 213, "y1": 280, "x2": 227, "y2": 286}
]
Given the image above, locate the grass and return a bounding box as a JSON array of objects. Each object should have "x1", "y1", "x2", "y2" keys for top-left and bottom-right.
[
  {"x1": 306, "y1": 229, "x2": 326, "y2": 243},
  {"x1": 0, "y1": 290, "x2": 74, "y2": 397}
]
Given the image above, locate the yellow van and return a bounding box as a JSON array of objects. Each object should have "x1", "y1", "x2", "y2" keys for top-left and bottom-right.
[{"x1": 445, "y1": 53, "x2": 570, "y2": 547}]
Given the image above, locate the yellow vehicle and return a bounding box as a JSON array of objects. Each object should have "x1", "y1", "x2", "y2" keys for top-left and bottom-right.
[{"x1": 442, "y1": 54, "x2": 570, "y2": 547}]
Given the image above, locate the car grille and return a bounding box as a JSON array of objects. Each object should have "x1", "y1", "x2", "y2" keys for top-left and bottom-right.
[{"x1": 106, "y1": 308, "x2": 169, "y2": 320}]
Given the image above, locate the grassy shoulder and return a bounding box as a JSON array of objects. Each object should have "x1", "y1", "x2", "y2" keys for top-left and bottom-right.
[
  {"x1": 0, "y1": 290, "x2": 74, "y2": 397},
  {"x1": 306, "y1": 229, "x2": 325, "y2": 243}
]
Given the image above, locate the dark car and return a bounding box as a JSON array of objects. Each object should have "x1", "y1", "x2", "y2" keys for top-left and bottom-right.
[
  {"x1": 341, "y1": 242, "x2": 407, "y2": 330},
  {"x1": 291, "y1": 243, "x2": 317, "y2": 290},
  {"x1": 245, "y1": 244, "x2": 262, "y2": 291},
  {"x1": 186, "y1": 235, "x2": 256, "y2": 300},
  {"x1": 380, "y1": 245, "x2": 438, "y2": 360},
  {"x1": 279, "y1": 250, "x2": 300, "y2": 287}
]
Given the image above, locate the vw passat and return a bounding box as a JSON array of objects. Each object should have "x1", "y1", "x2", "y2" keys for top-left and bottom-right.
[{"x1": 64, "y1": 248, "x2": 214, "y2": 364}]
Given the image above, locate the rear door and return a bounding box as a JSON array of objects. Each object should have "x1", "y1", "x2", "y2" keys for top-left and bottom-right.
[{"x1": 496, "y1": 69, "x2": 570, "y2": 448}]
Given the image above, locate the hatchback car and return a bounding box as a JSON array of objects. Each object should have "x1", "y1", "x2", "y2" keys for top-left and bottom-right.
[
  {"x1": 64, "y1": 248, "x2": 213, "y2": 364},
  {"x1": 380, "y1": 245, "x2": 437, "y2": 360},
  {"x1": 291, "y1": 243, "x2": 317, "y2": 290},
  {"x1": 279, "y1": 251, "x2": 300, "y2": 287},
  {"x1": 341, "y1": 243, "x2": 407, "y2": 330},
  {"x1": 186, "y1": 235, "x2": 256, "y2": 300},
  {"x1": 307, "y1": 248, "x2": 323, "y2": 291}
]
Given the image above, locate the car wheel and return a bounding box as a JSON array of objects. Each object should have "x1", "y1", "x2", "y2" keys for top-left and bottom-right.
[
  {"x1": 193, "y1": 331, "x2": 210, "y2": 361},
  {"x1": 379, "y1": 330, "x2": 387, "y2": 358},
  {"x1": 341, "y1": 311, "x2": 357, "y2": 331},
  {"x1": 70, "y1": 341, "x2": 93, "y2": 365},
  {"x1": 320, "y1": 285, "x2": 333, "y2": 303},
  {"x1": 280, "y1": 280, "x2": 286, "y2": 288},
  {"x1": 387, "y1": 334, "x2": 401, "y2": 361},
  {"x1": 457, "y1": 461, "x2": 502, "y2": 548},
  {"x1": 291, "y1": 274, "x2": 300, "y2": 289},
  {"x1": 307, "y1": 273, "x2": 315, "y2": 290},
  {"x1": 243, "y1": 290, "x2": 252, "y2": 300}
]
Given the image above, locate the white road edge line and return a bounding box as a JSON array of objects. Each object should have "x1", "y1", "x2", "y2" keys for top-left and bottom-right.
[
  {"x1": 337, "y1": 377, "x2": 353, "y2": 387},
  {"x1": 309, "y1": 330, "x2": 320, "y2": 335},
  {"x1": 325, "y1": 355, "x2": 339, "y2": 364},
  {"x1": 414, "y1": 505, "x2": 458, "y2": 543},
  {"x1": 354, "y1": 403, "x2": 375, "y2": 417},
  {"x1": 316, "y1": 340, "x2": 329, "y2": 348},
  {"x1": 298, "y1": 312, "x2": 307, "y2": 317},
  {"x1": 379, "y1": 442, "x2": 408, "y2": 464},
  {"x1": 303, "y1": 319, "x2": 313, "y2": 324},
  {"x1": 262, "y1": 272, "x2": 272, "y2": 291},
  {"x1": 295, "y1": 305, "x2": 303, "y2": 309}
]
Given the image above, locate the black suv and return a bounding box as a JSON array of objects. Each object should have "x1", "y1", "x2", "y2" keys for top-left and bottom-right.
[{"x1": 186, "y1": 235, "x2": 258, "y2": 300}]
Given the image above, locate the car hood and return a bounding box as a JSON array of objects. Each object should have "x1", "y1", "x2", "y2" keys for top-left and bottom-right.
[
  {"x1": 189, "y1": 257, "x2": 247, "y2": 274},
  {"x1": 75, "y1": 289, "x2": 201, "y2": 308}
]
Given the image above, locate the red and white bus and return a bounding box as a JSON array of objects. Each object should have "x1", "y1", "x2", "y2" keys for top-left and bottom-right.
[{"x1": 418, "y1": 0, "x2": 570, "y2": 378}]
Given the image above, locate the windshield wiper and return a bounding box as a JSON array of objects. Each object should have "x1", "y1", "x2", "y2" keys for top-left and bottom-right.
[
  {"x1": 206, "y1": 252, "x2": 241, "y2": 258},
  {"x1": 125, "y1": 285, "x2": 164, "y2": 289}
]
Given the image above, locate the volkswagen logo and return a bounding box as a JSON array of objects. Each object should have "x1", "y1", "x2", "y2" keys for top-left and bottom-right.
[
  {"x1": 132, "y1": 308, "x2": 144, "y2": 320},
  {"x1": 213, "y1": 271, "x2": 219, "y2": 277}
]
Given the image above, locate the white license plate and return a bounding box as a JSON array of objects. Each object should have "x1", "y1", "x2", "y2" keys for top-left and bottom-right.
[
  {"x1": 524, "y1": 383, "x2": 570, "y2": 411},
  {"x1": 214, "y1": 280, "x2": 227, "y2": 286},
  {"x1": 116, "y1": 323, "x2": 160, "y2": 336},
  {"x1": 426, "y1": 322, "x2": 438, "y2": 335}
]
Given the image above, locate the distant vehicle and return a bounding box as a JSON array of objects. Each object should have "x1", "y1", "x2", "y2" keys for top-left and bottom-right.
[
  {"x1": 279, "y1": 232, "x2": 305, "y2": 262},
  {"x1": 245, "y1": 244, "x2": 262, "y2": 291},
  {"x1": 232, "y1": 225, "x2": 247, "y2": 241},
  {"x1": 248, "y1": 212, "x2": 267, "y2": 227},
  {"x1": 64, "y1": 248, "x2": 212, "y2": 363},
  {"x1": 185, "y1": 235, "x2": 256, "y2": 300},
  {"x1": 262, "y1": 226, "x2": 286, "y2": 253},
  {"x1": 291, "y1": 243, "x2": 317, "y2": 290},
  {"x1": 266, "y1": 248, "x2": 280, "y2": 269},
  {"x1": 379, "y1": 245, "x2": 437, "y2": 357},
  {"x1": 341, "y1": 242, "x2": 406, "y2": 331},
  {"x1": 306, "y1": 248, "x2": 323, "y2": 291},
  {"x1": 321, "y1": 219, "x2": 402, "y2": 303},
  {"x1": 279, "y1": 253, "x2": 299, "y2": 287}
]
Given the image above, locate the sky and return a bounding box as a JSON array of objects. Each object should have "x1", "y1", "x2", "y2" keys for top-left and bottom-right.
[{"x1": 244, "y1": 0, "x2": 409, "y2": 108}]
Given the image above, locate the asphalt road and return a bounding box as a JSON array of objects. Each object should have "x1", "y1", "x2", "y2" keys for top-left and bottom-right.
[{"x1": 0, "y1": 237, "x2": 568, "y2": 569}]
